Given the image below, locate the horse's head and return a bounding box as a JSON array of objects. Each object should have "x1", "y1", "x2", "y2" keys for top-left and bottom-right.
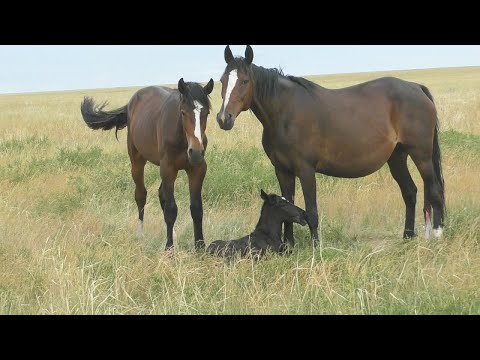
[
  {"x1": 216, "y1": 45, "x2": 255, "y2": 131},
  {"x1": 260, "y1": 189, "x2": 308, "y2": 226},
  {"x1": 178, "y1": 78, "x2": 214, "y2": 166}
]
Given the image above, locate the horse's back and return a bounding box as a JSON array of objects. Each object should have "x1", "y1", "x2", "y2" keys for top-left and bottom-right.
[
  {"x1": 352, "y1": 77, "x2": 437, "y2": 141},
  {"x1": 302, "y1": 76, "x2": 435, "y2": 135},
  {"x1": 284, "y1": 76, "x2": 436, "y2": 177},
  {"x1": 128, "y1": 86, "x2": 174, "y2": 114},
  {"x1": 127, "y1": 86, "x2": 176, "y2": 165}
]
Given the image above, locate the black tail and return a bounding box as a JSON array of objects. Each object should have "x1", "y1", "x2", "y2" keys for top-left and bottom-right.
[
  {"x1": 80, "y1": 97, "x2": 128, "y2": 140},
  {"x1": 420, "y1": 84, "x2": 446, "y2": 224}
]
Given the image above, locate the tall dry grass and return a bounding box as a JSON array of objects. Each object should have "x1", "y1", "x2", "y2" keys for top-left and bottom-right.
[{"x1": 0, "y1": 66, "x2": 479, "y2": 314}]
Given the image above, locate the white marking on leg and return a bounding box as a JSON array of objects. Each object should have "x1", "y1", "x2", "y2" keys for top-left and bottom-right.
[
  {"x1": 193, "y1": 100, "x2": 203, "y2": 145},
  {"x1": 425, "y1": 214, "x2": 432, "y2": 239},
  {"x1": 173, "y1": 228, "x2": 177, "y2": 242},
  {"x1": 433, "y1": 227, "x2": 443, "y2": 238},
  {"x1": 136, "y1": 219, "x2": 144, "y2": 238},
  {"x1": 222, "y1": 70, "x2": 238, "y2": 117}
]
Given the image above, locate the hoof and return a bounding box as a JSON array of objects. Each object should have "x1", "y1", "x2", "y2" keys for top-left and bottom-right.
[
  {"x1": 136, "y1": 220, "x2": 144, "y2": 238},
  {"x1": 278, "y1": 242, "x2": 293, "y2": 255},
  {"x1": 195, "y1": 239, "x2": 206, "y2": 251},
  {"x1": 403, "y1": 230, "x2": 417, "y2": 240},
  {"x1": 433, "y1": 227, "x2": 443, "y2": 239}
]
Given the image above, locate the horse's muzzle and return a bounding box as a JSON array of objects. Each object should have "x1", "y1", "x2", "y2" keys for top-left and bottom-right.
[
  {"x1": 188, "y1": 148, "x2": 205, "y2": 166},
  {"x1": 297, "y1": 211, "x2": 308, "y2": 226},
  {"x1": 216, "y1": 112, "x2": 235, "y2": 131}
]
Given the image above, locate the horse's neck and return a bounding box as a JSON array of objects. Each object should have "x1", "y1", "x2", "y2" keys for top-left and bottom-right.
[
  {"x1": 250, "y1": 98, "x2": 270, "y2": 127},
  {"x1": 250, "y1": 82, "x2": 285, "y2": 131},
  {"x1": 167, "y1": 95, "x2": 187, "y2": 146},
  {"x1": 252, "y1": 205, "x2": 282, "y2": 242}
]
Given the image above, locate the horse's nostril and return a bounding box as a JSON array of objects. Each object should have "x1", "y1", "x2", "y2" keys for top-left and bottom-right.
[
  {"x1": 201, "y1": 150, "x2": 205, "y2": 157},
  {"x1": 188, "y1": 148, "x2": 193, "y2": 155},
  {"x1": 226, "y1": 113, "x2": 232, "y2": 120}
]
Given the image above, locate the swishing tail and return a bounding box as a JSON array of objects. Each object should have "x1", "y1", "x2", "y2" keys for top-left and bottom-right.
[
  {"x1": 80, "y1": 97, "x2": 128, "y2": 140},
  {"x1": 420, "y1": 84, "x2": 446, "y2": 224}
]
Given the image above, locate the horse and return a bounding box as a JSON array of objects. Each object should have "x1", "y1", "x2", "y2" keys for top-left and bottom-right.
[
  {"x1": 207, "y1": 189, "x2": 307, "y2": 258},
  {"x1": 81, "y1": 78, "x2": 214, "y2": 251},
  {"x1": 216, "y1": 45, "x2": 445, "y2": 248}
]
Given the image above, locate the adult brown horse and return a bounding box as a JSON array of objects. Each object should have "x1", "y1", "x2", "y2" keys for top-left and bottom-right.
[
  {"x1": 81, "y1": 78, "x2": 214, "y2": 250},
  {"x1": 216, "y1": 45, "x2": 445, "y2": 248}
]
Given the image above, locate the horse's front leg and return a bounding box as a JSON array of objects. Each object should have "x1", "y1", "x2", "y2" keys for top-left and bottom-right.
[
  {"x1": 275, "y1": 167, "x2": 296, "y2": 251},
  {"x1": 159, "y1": 163, "x2": 178, "y2": 251},
  {"x1": 298, "y1": 166, "x2": 319, "y2": 247},
  {"x1": 186, "y1": 161, "x2": 207, "y2": 250}
]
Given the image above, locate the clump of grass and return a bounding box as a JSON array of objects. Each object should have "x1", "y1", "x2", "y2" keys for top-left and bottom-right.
[
  {"x1": 56, "y1": 146, "x2": 103, "y2": 169},
  {"x1": 203, "y1": 146, "x2": 277, "y2": 206},
  {"x1": 0, "y1": 135, "x2": 50, "y2": 154},
  {"x1": 440, "y1": 130, "x2": 480, "y2": 155}
]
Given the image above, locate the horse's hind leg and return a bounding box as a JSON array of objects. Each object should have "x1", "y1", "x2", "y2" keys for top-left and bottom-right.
[
  {"x1": 406, "y1": 138, "x2": 444, "y2": 239},
  {"x1": 129, "y1": 144, "x2": 147, "y2": 238},
  {"x1": 387, "y1": 145, "x2": 417, "y2": 239},
  {"x1": 410, "y1": 156, "x2": 444, "y2": 239}
]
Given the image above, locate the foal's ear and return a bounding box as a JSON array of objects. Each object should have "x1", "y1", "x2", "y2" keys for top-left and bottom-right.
[
  {"x1": 245, "y1": 45, "x2": 254, "y2": 65},
  {"x1": 178, "y1": 78, "x2": 188, "y2": 95},
  {"x1": 224, "y1": 45, "x2": 234, "y2": 64},
  {"x1": 260, "y1": 189, "x2": 269, "y2": 202},
  {"x1": 204, "y1": 78, "x2": 214, "y2": 95}
]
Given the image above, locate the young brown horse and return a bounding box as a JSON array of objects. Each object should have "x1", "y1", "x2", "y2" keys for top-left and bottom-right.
[
  {"x1": 81, "y1": 78, "x2": 214, "y2": 250},
  {"x1": 216, "y1": 45, "x2": 445, "y2": 248}
]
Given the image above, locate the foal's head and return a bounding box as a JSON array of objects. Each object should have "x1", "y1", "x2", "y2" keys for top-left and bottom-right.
[
  {"x1": 177, "y1": 78, "x2": 214, "y2": 166},
  {"x1": 216, "y1": 45, "x2": 255, "y2": 131},
  {"x1": 260, "y1": 189, "x2": 308, "y2": 226}
]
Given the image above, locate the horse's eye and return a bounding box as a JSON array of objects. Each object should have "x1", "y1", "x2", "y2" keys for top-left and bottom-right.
[
  {"x1": 181, "y1": 110, "x2": 186, "y2": 116},
  {"x1": 242, "y1": 79, "x2": 250, "y2": 85}
]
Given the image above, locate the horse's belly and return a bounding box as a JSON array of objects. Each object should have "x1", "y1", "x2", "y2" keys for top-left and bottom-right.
[
  {"x1": 130, "y1": 121, "x2": 162, "y2": 164},
  {"x1": 317, "y1": 162, "x2": 384, "y2": 178},
  {"x1": 315, "y1": 144, "x2": 395, "y2": 178}
]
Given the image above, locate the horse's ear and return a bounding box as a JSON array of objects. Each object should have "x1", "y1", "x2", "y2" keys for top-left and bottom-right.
[
  {"x1": 178, "y1": 78, "x2": 187, "y2": 95},
  {"x1": 245, "y1": 45, "x2": 254, "y2": 65},
  {"x1": 224, "y1": 45, "x2": 234, "y2": 64},
  {"x1": 260, "y1": 189, "x2": 268, "y2": 201},
  {"x1": 204, "y1": 78, "x2": 214, "y2": 95}
]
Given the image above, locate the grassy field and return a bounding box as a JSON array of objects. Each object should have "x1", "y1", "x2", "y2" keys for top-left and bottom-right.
[{"x1": 0, "y1": 66, "x2": 479, "y2": 314}]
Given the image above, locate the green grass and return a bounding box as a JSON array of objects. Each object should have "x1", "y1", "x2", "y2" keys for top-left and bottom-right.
[
  {"x1": 440, "y1": 130, "x2": 480, "y2": 155},
  {"x1": 0, "y1": 135, "x2": 50, "y2": 153}
]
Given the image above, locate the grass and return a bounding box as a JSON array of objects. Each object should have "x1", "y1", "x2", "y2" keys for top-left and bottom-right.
[{"x1": 0, "y1": 66, "x2": 479, "y2": 314}]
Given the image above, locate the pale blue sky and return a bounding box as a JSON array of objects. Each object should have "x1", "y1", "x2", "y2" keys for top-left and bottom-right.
[{"x1": 1, "y1": 45, "x2": 479, "y2": 94}]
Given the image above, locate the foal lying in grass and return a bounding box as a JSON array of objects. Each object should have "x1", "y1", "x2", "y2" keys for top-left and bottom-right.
[{"x1": 207, "y1": 190, "x2": 308, "y2": 258}]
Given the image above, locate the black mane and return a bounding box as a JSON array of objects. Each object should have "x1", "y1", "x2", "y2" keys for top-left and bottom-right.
[
  {"x1": 286, "y1": 75, "x2": 318, "y2": 92},
  {"x1": 226, "y1": 56, "x2": 318, "y2": 103}
]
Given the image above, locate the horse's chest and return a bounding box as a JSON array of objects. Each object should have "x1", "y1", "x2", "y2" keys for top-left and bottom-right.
[{"x1": 262, "y1": 134, "x2": 293, "y2": 170}]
